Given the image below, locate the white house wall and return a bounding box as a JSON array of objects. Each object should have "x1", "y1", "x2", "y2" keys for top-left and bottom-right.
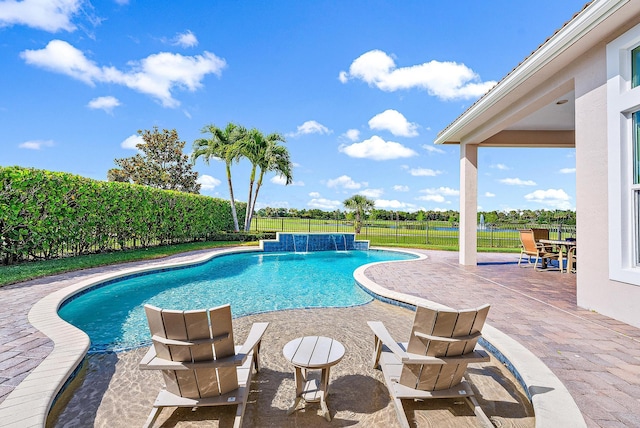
[{"x1": 571, "y1": 41, "x2": 640, "y2": 326}]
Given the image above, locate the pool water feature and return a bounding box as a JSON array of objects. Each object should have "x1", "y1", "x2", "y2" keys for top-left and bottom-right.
[{"x1": 59, "y1": 249, "x2": 415, "y2": 353}]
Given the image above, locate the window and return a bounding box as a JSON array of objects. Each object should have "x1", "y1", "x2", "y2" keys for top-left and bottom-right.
[
  {"x1": 633, "y1": 46, "x2": 640, "y2": 88},
  {"x1": 607, "y1": 23, "x2": 640, "y2": 284},
  {"x1": 635, "y1": 112, "x2": 640, "y2": 185},
  {"x1": 635, "y1": 112, "x2": 640, "y2": 264}
]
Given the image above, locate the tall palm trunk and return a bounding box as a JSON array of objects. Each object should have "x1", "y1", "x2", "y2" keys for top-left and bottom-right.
[
  {"x1": 244, "y1": 165, "x2": 257, "y2": 231},
  {"x1": 226, "y1": 162, "x2": 239, "y2": 232},
  {"x1": 247, "y1": 168, "x2": 265, "y2": 230}
]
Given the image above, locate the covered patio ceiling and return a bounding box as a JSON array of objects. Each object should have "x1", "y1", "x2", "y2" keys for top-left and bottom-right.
[{"x1": 440, "y1": 89, "x2": 576, "y2": 148}]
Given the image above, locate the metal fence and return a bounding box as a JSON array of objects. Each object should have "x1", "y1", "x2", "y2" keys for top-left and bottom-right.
[{"x1": 251, "y1": 217, "x2": 576, "y2": 249}]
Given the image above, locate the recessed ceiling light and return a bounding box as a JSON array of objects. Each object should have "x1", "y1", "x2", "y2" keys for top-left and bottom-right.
[{"x1": 556, "y1": 99, "x2": 568, "y2": 105}]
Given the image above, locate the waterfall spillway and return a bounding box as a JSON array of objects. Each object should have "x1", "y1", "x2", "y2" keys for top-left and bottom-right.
[
  {"x1": 331, "y1": 234, "x2": 348, "y2": 252},
  {"x1": 292, "y1": 234, "x2": 309, "y2": 253}
]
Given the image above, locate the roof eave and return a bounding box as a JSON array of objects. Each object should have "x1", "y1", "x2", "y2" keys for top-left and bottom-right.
[{"x1": 433, "y1": 0, "x2": 627, "y2": 146}]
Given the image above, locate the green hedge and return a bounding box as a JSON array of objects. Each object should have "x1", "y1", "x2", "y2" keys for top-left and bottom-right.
[{"x1": 0, "y1": 166, "x2": 245, "y2": 264}]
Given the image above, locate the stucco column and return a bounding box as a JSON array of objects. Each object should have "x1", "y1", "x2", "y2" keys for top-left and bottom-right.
[{"x1": 460, "y1": 142, "x2": 478, "y2": 265}]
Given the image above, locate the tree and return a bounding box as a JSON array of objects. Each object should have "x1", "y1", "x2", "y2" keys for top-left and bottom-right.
[
  {"x1": 343, "y1": 195, "x2": 375, "y2": 233},
  {"x1": 241, "y1": 129, "x2": 292, "y2": 231},
  {"x1": 108, "y1": 127, "x2": 200, "y2": 193},
  {"x1": 192, "y1": 123, "x2": 246, "y2": 232}
]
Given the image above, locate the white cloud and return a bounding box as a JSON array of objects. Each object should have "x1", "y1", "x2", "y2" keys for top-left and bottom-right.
[
  {"x1": 422, "y1": 144, "x2": 445, "y2": 154},
  {"x1": 18, "y1": 139, "x2": 54, "y2": 150},
  {"x1": 524, "y1": 188, "x2": 572, "y2": 209},
  {"x1": 121, "y1": 134, "x2": 143, "y2": 149},
  {"x1": 559, "y1": 167, "x2": 576, "y2": 174},
  {"x1": 416, "y1": 194, "x2": 445, "y2": 203},
  {"x1": 339, "y1": 135, "x2": 417, "y2": 161},
  {"x1": 256, "y1": 200, "x2": 290, "y2": 210},
  {"x1": 374, "y1": 199, "x2": 418, "y2": 211},
  {"x1": 485, "y1": 192, "x2": 496, "y2": 197},
  {"x1": 420, "y1": 186, "x2": 459, "y2": 196},
  {"x1": 409, "y1": 168, "x2": 442, "y2": 177},
  {"x1": 491, "y1": 163, "x2": 509, "y2": 170},
  {"x1": 308, "y1": 191, "x2": 321, "y2": 198},
  {"x1": 308, "y1": 198, "x2": 342, "y2": 210},
  {"x1": 368, "y1": 109, "x2": 418, "y2": 137},
  {"x1": 416, "y1": 186, "x2": 458, "y2": 204},
  {"x1": 393, "y1": 185, "x2": 409, "y2": 192},
  {"x1": 326, "y1": 175, "x2": 366, "y2": 190},
  {"x1": 342, "y1": 129, "x2": 360, "y2": 142},
  {"x1": 197, "y1": 174, "x2": 221, "y2": 191},
  {"x1": 87, "y1": 96, "x2": 120, "y2": 113},
  {"x1": 288, "y1": 120, "x2": 331, "y2": 137},
  {"x1": 358, "y1": 188, "x2": 384, "y2": 198},
  {"x1": 20, "y1": 40, "x2": 226, "y2": 107},
  {"x1": 499, "y1": 177, "x2": 536, "y2": 186},
  {"x1": 0, "y1": 0, "x2": 82, "y2": 32},
  {"x1": 174, "y1": 30, "x2": 198, "y2": 48},
  {"x1": 339, "y1": 49, "x2": 496, "y2": 100},
  {"x1": 271, "y1": 175, "x2": 304, "y2": 186}
]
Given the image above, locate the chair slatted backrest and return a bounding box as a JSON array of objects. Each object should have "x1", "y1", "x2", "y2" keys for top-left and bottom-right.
[
  {"x1": 400, "y1": 304, "x2": 490, "y2": 391},
  {"x1": 531, "y1": 228, "x2": 549, "y2": 241},
  {"x1": 144, "y1": 304, "x2": 238, "y2": 399},
  {"x1": 519, "y1": 229, "x2": 538, "y2": 254}
]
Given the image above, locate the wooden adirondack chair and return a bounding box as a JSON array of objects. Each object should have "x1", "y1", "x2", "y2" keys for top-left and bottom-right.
[
  {"x1": 139, "y1": 304, "x2": 268, "y2": 428},
  {"x1": 368, "y1": 304, "x2": 492, "y2": 428}
]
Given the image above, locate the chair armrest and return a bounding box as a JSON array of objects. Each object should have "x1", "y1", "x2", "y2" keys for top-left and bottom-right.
[
  {"x1": 139, "y1": 351, "x2": 246, "y2": 370},
  {"x1": 414, "y1": 330, "x2": 482, "y2": 343},
  {"x1": 367, "y1": 321, "x2": 408, "y2": 360},
  {"x1": 140, "y1": 322, "x2": 269, "y2": 372},
  {"x1": 151, "y1": 333, "x2": 229, "y2": 347},
  {"x1": 536, "y1": 243, "x2": 555, "y2": 251},
  {"x1": 400, "y1": 349, "x2": 490, "y2": 364},
  {"x1": 238, "y1": 322, "x2": 269, "y2": 355}
]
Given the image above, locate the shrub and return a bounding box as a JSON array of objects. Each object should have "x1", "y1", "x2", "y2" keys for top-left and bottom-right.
[{"x1": 0, "y1": 166, "x2": 245, "y2": 264}]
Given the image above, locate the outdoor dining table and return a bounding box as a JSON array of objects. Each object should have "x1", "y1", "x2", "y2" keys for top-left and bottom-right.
[{"x1": 539, "y1": 239, "x2": 576, "y2": 273}]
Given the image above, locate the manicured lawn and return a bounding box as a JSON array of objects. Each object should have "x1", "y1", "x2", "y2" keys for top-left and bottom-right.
[{"x1": 0, "y1": 241, "x2": 257, "y2": 287}]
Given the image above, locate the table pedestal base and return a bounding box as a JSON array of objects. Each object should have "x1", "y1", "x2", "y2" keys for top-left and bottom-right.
[{"x1": 287, "y1": 366, "x2": 332, "y2": 421}]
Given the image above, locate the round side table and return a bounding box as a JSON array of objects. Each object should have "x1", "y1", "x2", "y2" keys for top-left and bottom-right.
[{"x1": 282, "y1": 336, "x2": 345, "y2": 421}]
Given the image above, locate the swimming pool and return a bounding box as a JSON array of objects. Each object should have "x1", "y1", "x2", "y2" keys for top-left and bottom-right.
[{"x1": 59, "y1": 249, "x2": 416, "y2": 352}]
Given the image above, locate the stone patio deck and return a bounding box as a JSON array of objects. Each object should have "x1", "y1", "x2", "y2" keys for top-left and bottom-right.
[{"x1": 1, "y1": 247, "x2": 639, "y2": 427}]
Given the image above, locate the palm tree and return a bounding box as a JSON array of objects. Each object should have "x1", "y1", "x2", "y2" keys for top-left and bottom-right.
[
  {"x1": 343, "y1": 195, "x2": 375, "y2": 233},
  {"x1": 247, "y1": 137, "x2": 292, "y2": 229},
  {"x1": 240, "y1": 129, "x2": 291, "y2": 231},
  {"x1": 192, "y1": 123, "x2": 247, "y2": 232}
]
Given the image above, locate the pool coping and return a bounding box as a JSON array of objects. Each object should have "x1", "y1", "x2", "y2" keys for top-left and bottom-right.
[{"x1": 0, "y1": 246, "x2": 584, "y2": 427}]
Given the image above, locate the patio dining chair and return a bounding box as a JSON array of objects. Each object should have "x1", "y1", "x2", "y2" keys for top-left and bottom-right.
[
  {"x1": 518, "y1": 229, "x2": 560, "y2": 270},
  {"x1": 568, "y1": 245, "x2": 577, "y2": 273},
  {"x1": 139, "y1": 304, "x2": 269, "y2": 428},
  {"x1": 530, "y1": 227, "x2": 549, "y2": 241}
]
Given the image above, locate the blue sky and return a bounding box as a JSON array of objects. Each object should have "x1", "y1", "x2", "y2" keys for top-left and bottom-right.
[{"x1": 1, "y1": 0, "x2": 586, "y2": 212}]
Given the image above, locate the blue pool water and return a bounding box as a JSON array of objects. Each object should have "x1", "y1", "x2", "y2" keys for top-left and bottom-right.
[{"x1": 59, "y1": 249, "x2": 415, "y2": 352}]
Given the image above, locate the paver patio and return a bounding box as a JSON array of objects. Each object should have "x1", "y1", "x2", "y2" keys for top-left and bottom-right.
[{"x1": 1, "y1": 247, "x2": 640, "y2": 427}]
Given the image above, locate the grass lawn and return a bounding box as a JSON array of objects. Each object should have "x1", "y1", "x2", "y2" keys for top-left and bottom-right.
[{"x1": 0, "y1": 241, "x2": 258, "y2": 288}]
